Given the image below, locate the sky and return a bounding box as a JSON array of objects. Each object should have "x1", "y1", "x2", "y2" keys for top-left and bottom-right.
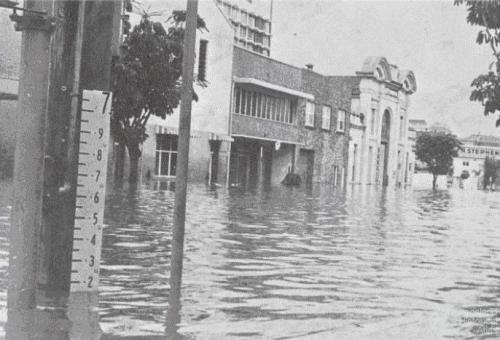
[
  {"x1": 2, "y1": 0, "x2": 499, "y2": 138},
  {"x1": 268, "y1": 0, "x2": 499, "y2": 137}
]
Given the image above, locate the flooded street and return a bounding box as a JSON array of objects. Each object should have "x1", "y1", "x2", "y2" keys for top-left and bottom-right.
[{"x1": 1, "y1": 179, "x2": 500, "y2": 339}]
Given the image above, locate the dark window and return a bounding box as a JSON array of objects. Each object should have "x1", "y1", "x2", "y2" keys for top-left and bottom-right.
[
  {"x1": 155, "y1": 134, "x2": 178, "y2": 176},
  {"x1": 197, "y1": 40, "x2": 208, "y2": 82}
]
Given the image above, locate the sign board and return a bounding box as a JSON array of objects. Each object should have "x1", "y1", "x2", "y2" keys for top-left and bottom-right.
[{"x1": 70, "y1": 90, "x2": 111, "y2": 292}]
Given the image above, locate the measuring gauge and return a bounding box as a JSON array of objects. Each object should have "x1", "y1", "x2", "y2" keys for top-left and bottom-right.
[{"x1": 70, "y1": 90, "x2": 112, "y2": 292}]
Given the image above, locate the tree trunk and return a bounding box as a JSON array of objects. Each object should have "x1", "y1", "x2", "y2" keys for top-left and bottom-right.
[
  {"x1": 432, "y1": 173, "x2": 438, "y2": 190},
  {"x1": 128, "y1": 145, "x2": 141, "y2": 184},
  {"x1": 114, "y1": 141, "x2": 126, "y2": 185}
]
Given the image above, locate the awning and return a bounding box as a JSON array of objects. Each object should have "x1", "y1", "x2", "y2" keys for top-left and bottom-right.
[
  {"x1": 208, "y1": 132, "x2": 233, "y2": 142},
  {"x1": 233, "y1": 77, "x2": 314, "y2": 101},
  {"x1": 154, "y1": 125, "x2": 201, "y2": 138},
  {"x1": 231, "y1": 134, "x2": 303, "y2": 145}
]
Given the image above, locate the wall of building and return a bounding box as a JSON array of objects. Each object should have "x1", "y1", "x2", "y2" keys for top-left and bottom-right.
[
  {"x1": 141, "y1": 124, "x2": 230, "y2": 184},
  {"x1": 233, "y1": 47, "x2": 303, "y2": 91},
  {"x1": 298, "y1": 71, "x2": 359, "y2": 184},
  {"x1": 231, "y1": 47, "x2": 362, "y2": 186},
  {"x1": 139, "y1": 0, "x2": 234, "y2": 184},
  {"x1": 153, "y1": 1, "x2": 234, "y2": 136},
  {"x1": 351, "y1": 74, "x2": 414, "y2": 187}
]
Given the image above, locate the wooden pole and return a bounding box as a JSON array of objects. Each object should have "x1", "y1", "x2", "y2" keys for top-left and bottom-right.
[
  {"x1": 167, "y1": 0, "x2": 198, "y2": 329},
  {"x1": 7, "y1": 0, "x2": 54, "y2": 309},
  {"x1": 8, "y1": 0, "x2": 118, "y2": 306}
]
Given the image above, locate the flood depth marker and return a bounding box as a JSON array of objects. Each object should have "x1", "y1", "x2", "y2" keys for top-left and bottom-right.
[{"x1": 70, "y1": 90, "x2": 111, "y2": 292}]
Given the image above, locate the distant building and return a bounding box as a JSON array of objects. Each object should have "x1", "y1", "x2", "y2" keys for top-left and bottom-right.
[
  {"x1": 453, "y1": 134, "x2": 500, "y2": 178},
  {"x1": 428, "y1": 122, "x2": 452, "y2": 134},
  {"x1": 216, "y1": 0, "x2": 272, "y2": 56},
  {"x1": 408, "y1": 119, "x2": 427, "y2": 133},
  {"x1": 408, "y1": 119, "x2": 427, "y2": 170},
  {"x1": 348, "y1": 57, "x2": 417, "y2": 187}
]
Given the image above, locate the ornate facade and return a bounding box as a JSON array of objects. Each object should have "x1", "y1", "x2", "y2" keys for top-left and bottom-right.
[{"x1": 348, "y1": 57, "x2": 417, "y2": 187}]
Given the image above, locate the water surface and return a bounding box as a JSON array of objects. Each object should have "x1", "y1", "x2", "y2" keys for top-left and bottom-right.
[{"x1": 1, "y1": 178, "x2": 500, "y2": 339}]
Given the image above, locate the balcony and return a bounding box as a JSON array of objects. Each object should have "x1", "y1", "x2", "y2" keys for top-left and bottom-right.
[{"x1": 232, "y1": 113, "x2": 300, "y2": 144}]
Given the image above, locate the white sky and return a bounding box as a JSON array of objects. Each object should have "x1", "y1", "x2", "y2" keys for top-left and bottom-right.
[
  {"x1": 269, "y1": 0, "x2": 499, "y2": 137},
  {"x1": 4, "y1": 1, "x2": 496, "y2": 138}
]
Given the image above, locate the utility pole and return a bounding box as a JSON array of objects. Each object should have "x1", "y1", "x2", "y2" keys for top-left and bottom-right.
[
  {"x1": 8, "y1": 0, "x2": 118, "y2": 308},
  {"x1": 167, "y1": 0, "x2": 198, "y2": 330},
  {"x1": 7, "y1": 0, "x2": 74, "y2": 308}
]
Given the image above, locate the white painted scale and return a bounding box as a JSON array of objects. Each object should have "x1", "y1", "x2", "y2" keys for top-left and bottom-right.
[{"x1": 70, "y1": 90, "x2": 112, "y2": 292}]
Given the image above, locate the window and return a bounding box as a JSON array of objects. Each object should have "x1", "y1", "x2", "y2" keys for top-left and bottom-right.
[
  {"x1": 197, "y1": 40, "x2": 208, "y2": 82},
  {"x1": 370, "y1": 108, "x2": 376, "y2": 135},
  {"x1": 230, "y1": 6, "x2": 238, "y2": 20},
  {"x1": 233, "y1": 86, "x2": 297, "y2": 124},
  {"x1": 240, "y1": 10, "x2": 247, "y2": 24},
  {"x1": 263, "y1": 36, "x2": 270, "y2": 47},
  {"x1": 155, "y1": 134, "x2": 178, "y2": 177},
  {"x1": 463, "y1": 161, "x2": 469, "y2": 166},
  {"x1": 352, "y1": 144, "x2": 358, "y2": 181},
  {"x1": 234, "y1": 87, "x2": 241, "y2": 113},
  {"x1": 337, "y1": 109, "x2": 346, "y2": 132},
  {"x1": 399, "y1": 115, "x2": 404, "y2": 139},
  {"x1": 247, "y1": 30, "x2": 254, "y2": 41},
  {"x1": 240, "y1": 26, "x2": 247, "y2": 38},
  {"x1": 248, "y1": 15, "x2": 255, "y2": 27},
  {"x1": 254, "y1": 32, "x2": 264, "y2": 44},
  {"x1": 264, "y1": 21, "x2": 271, "y2": 34},
  {"x1": 305, "y1": 101, "x2": 315, "y2": 127},
  {"x1": 255, "y1": 17, "x2": 265, "y2": 30},
  {"x1": 322, "y1": 106, "x2": 331, "y2": 130}
]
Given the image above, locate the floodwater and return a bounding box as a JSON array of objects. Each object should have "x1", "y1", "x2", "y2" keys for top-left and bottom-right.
[{"x1": 1, "y1": 176, "x2": 500, "y2": 339}]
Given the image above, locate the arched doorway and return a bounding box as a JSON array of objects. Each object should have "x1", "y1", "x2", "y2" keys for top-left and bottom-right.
[{"x1": 380, "y1": 110, "x2": 391, "y2": 186}]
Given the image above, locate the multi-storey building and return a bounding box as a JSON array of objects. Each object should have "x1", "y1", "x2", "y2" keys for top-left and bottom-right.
[
  {"x1": 140, "y1": 0, "x2": 235, "y2": 185},
  {"x1": 347, "y1": 57, "x2": 417, "y2": 187},
  {"x1": 453, "y1": 134, "x2": 500, "y2": 178},
  {"x1": 216, "y1": 0, "x2": 273, "y2": 56},
  {"x1": 138, "y1": 3, "x2": 419, "y2": 189},
  {"x1": 229, "y1": 49, "x2": 355, "y2": 187}
]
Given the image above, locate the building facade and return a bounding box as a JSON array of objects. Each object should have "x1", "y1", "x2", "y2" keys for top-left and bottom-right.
[
  {"x1": 348, "y1": 57, "x2": 417, "y2": 187},
  {"x1": 140, "y1": 0, "x2": 235, "y2": 185},
  {"x1": 229, "y1": 47, "x2": 355, "y2": 188},
  {"x1": 216, "y1": 0, "x2": 273, "y2": 56},
  {"x1": 453, "y1": 134, "x2": 500, "y2": 178}
]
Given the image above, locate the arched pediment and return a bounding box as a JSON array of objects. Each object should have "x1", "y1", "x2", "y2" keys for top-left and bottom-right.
[
  {"x1": 360, "y1": 56, "x2": 392, "y2": 82},
  {"x1": 399, "y1": 70, "x2": 417, "y2": 93}
]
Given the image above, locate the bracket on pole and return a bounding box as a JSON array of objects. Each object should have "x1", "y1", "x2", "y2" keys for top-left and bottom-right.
[{"x1": 0, "y1": 1, "x2": 58, "y2": 32}]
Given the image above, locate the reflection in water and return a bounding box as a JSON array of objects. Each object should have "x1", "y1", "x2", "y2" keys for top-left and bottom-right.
[{"x1": 2, "y1": 180, "x2": 500, "y2": 338}]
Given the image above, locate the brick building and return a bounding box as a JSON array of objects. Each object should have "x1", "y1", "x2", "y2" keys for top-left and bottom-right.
[{"x1": 229, "y1": 47, "x2": 357, "y2": 187}]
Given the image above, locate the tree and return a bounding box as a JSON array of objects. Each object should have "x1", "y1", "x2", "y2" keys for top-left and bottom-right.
[
  {"x1": 483, "y1": 156, "x2": 498, "y2": 189},
  {"x1": 111, "y1": 11, "x2": 206, "y2": 184},
  {"x1": 456, "y1": 0, "x2": 500, "y2": 127},
  {"x1": 415, "y1": 132, "x2": 462, "y2": 190}
]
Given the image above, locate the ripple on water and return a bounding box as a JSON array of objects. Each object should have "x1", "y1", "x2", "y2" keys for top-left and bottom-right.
[{"x1": 1, "y1": 182, "x2": 500, "y2": 338}]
